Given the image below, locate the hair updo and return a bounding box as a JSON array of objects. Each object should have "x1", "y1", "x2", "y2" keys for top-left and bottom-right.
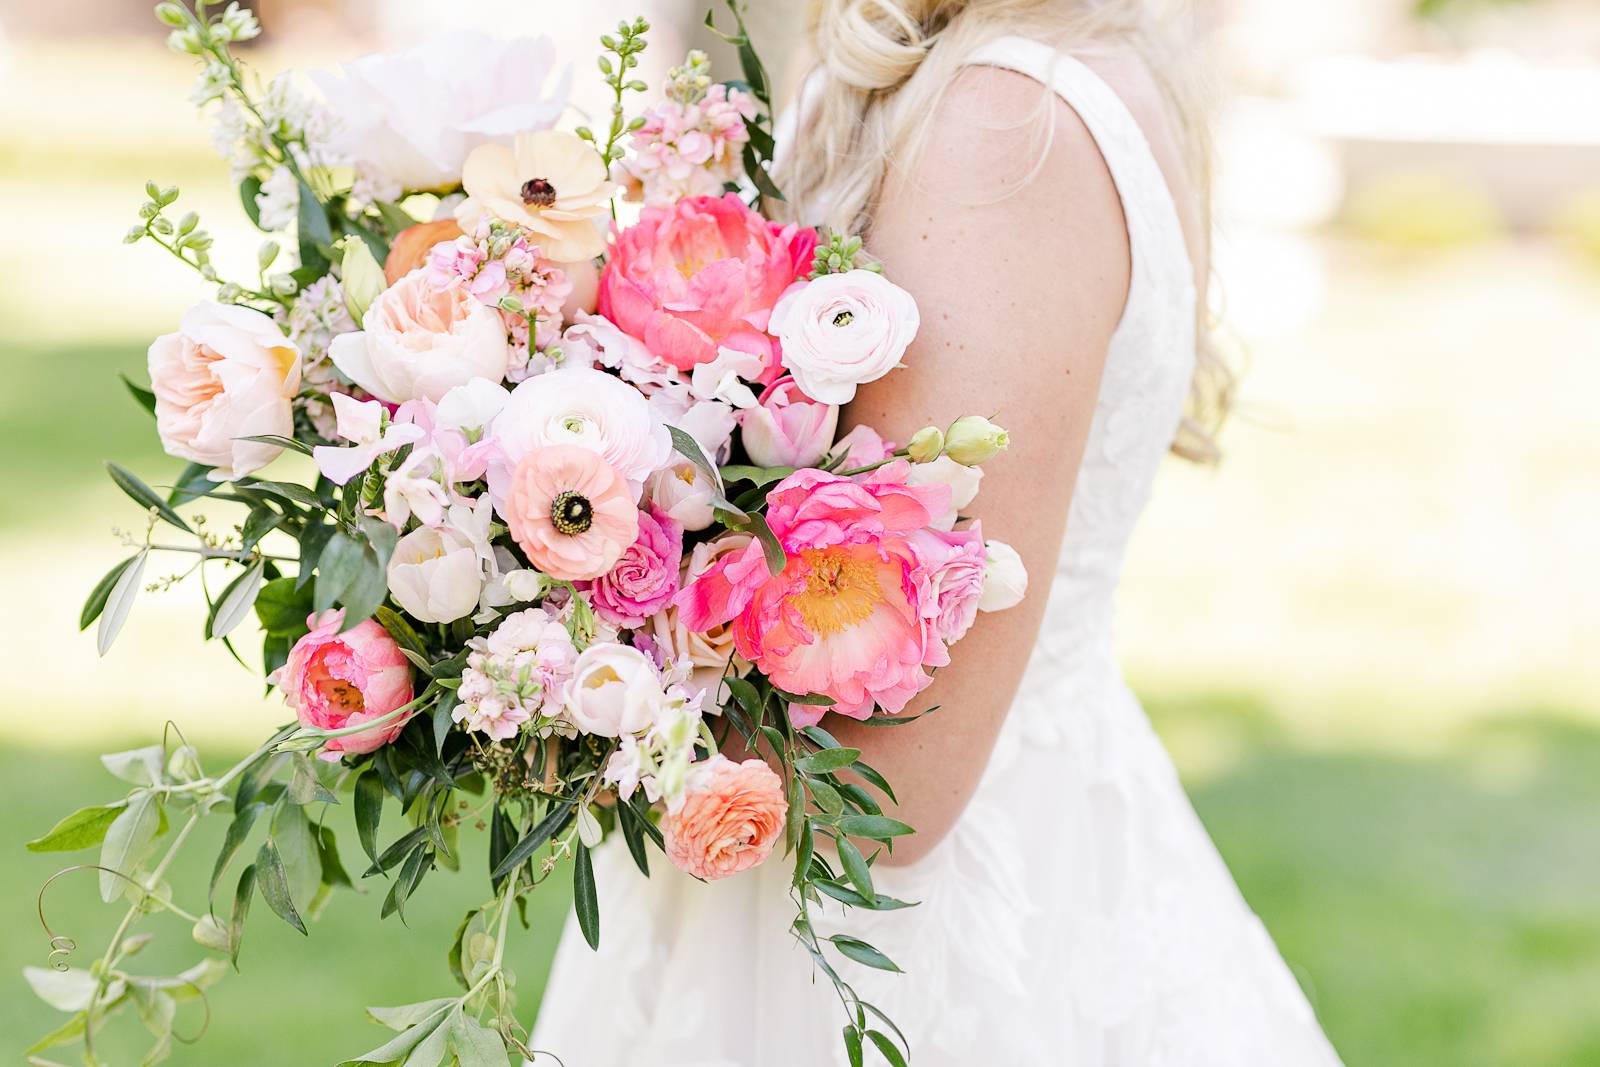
[{"x1": 776, "y1": 0, "x2": 1232, "y2": 463}]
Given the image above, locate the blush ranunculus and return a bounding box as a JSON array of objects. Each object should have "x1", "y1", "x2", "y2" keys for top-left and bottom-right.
[
  {"x1": 502, "y1": 444, "x2": 639, "y2": 581},
  {"x1": 675, "y1": 467, "x2": 953, "y2": 725},
  {"x1": 280, "y1": 610, "x2": 414, "y2": 760},
  {"x1": 598, "y1": 192, "x2": 817, "y2": 376},
  {"x1": 662, "y1": 755, "x2": 786, "y2": 880},
  {"x1": 771, "y1": 269, "x2": 920, "y2": 405},
  {"x1": 147, "y1": 302, "x2": 302, "y2": 481},
  {"x1": 585, "y1": 507, "x2": 683, "y2": 628},
  {"x1": 330, "y1": 268, "x2": 509, "y2": 404},
  {"x1": 737, "y1": 375, "x2": 838, "y2": 468}
]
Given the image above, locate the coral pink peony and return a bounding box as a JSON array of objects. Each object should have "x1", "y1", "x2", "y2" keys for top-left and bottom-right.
[
  {"x1": 598, "y1": 193, "x2": 817, "y2": 377},
  {"x1": 280, "y1": 610, "x2": 414, "y2": 760},
  {"x1": 503, "y1": 444, "x2": 639, "y2": 581},
  {"x1": 676, "y1": 467, "x2": 953, "y2": 725},
  {"x1": 662, "y1": 755, "x2": 786, "y2": 880},
  {"x1": 585, "y1": 507, "x2": 683, "y2": 628},
  {"x1": 738, "y1": 375, "x2": 838, "y2": 469}
]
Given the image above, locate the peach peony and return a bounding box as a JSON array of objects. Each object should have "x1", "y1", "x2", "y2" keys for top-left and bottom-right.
[
  {"x1": 662, "y1": 755, "x2": 786, "y2": 880},
  {"x1": 147, "y1": 302, "x2": 302, "y2": 481},
  {"x1": 503, "y1": 444, "x2": 638, "y2": 581}
]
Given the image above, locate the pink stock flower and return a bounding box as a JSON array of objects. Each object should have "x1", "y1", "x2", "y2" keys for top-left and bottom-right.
[
  {"x1": 585, "y1": 507, "x2": 683, "y2": 628},
  {"x1": 503, "y1": 444, "x2": 639, "y2": 581},
  {"x1": 737, "y1": 375, "x2": 838, "y2": 468},
  {"x1": 628, "y1": 83, "x2": 757, "y2": 205},
  {"x1": 662, "y1": 755, "x2": 786, "y2": 880},
  {"x1": 907, "y1": 525, "x2": 988, "y2": 644},
  {"x1": 676, "y1": 467, "x2": 952, "y2": 725},
  {"x1": 598, "y1": 193, "x2": 817, "y2": 377},
  {"x1": 280, "y1": 610, "x2": 414, "y2": 760}
]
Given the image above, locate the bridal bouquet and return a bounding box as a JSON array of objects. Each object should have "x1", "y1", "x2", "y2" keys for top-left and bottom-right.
[{"x1": 26, "y1": 3, "x2": 1026, "y2": 1065}]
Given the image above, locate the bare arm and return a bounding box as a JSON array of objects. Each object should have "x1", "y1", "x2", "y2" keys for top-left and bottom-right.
[{"x1": 828, "y1": 67, "x2": 1131, "y2": 865}]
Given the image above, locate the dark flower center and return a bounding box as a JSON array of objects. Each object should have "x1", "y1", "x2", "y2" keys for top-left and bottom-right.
[
  {"x1": 832, "y1": 310, "x2": 854, "y2": 327},
  {"x1": 520, "y1": 177, "x2": 557, "y2": 207},
  {"x1": 550, "y1": 490, "x2": 593, "y2": 536}
]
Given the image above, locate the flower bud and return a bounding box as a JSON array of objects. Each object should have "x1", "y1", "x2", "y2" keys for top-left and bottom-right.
[
  {"x1": 943, "y1": 415, "x2": 1010, "y2": 466},
  {"x1": 338, "y1": 236, "x2": 386, "y2": 324},
  {"x1": 503, "y1": 569, "x2": 552, "y2": 603},
  {"x1": 257, "y1": 240, "x2": 280, "y2": 271},
  {"x1": 906, "y1": 425, "x2": 944, "y2": 463},
  {"x1": 978, "y1": 539, "x2": 1028, "y2": 612}
]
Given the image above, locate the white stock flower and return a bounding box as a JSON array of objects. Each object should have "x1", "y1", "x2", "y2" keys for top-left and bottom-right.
[{"x1": 254, "y1": 166, "x2": 298, "y2": 232}]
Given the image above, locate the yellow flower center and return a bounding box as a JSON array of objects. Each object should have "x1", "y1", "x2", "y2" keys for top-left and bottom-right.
[{"x1": 793, "y1": 549, "x2": 882, "y2": 637}]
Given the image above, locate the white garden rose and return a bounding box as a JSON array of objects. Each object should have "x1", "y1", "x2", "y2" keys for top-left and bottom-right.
[
  {"x1": 771, "y1": 269, "x2": 920, "y2": 405},
  {"x1": 563, "y1": 644, "x2": 662, "y2": 737},
  {"x1": 979, "y1": 539, "x2": 1028, "y2": 612},
  {"x1": 386, "y1": 525, "x2": 484, "y2": 624},
  {"x1": 330, "y1": 269, "x2": 509, "y2": 404},
  {"x1": 906, "y1": 455, "x2": 983, "y2": 532},
  {"x1": 147, "y1": 302, "x2": 302, "y2": 481},
  {"x1": 311, "y1": 32, "x2": 570, "y2": 196},
  {"x1": 487, "y1": 365, "x2": 672, "y2": 502}
]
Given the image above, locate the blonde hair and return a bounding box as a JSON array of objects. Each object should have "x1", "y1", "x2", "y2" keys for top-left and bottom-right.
[{"x1": 775, "y1": 0, "x2": 1231, "y2": 462}]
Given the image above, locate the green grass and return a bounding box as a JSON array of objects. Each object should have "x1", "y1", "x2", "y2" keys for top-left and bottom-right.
[{"x1": 8, "y1": 703, "x2": 1600, "y2": 1065}]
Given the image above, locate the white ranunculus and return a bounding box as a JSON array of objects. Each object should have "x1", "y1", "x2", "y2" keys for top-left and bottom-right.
[
  {"x1": 386, "y1": 525, "x2": 484, "y2": 624},
  {"x1": 487, "y1": 365, "x2": 672, "y2": 502},
  {"x1": 330, "y1": 270, "x2": 509, "y2": 404},
  {"x1": 906, "y1": 456, "x2": 983, "y2": 531},
  {"x1": 771, "y1": 269, "x2": 920, "y2": 405},
  {"x1": 563, "y1": 644, "x2": 662, "y2": 738},
  {"x1": 979, "y1": 539, "x2": 1028, "y2": 612},
  {"x1": 147, "y1": 302, "x2": 302, "y2": 481},
  {"x1": 310, "y1": 32, "x2": 571, "y2": 195}
]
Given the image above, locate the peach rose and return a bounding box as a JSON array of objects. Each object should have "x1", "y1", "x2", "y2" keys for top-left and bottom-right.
[
  {"x1": 147, "y1": 302, "x2": 302, "y2": 481},
  {"x1": 649, "y1": 534, "x2": 752, "y2": 699},
  {"x1": 384, "y1": 219, "x2": 463, "y2": 285},
  {"x1": 330, "y1": 268, "x2": 509, "y2": 404},
  {"x1": 662, "y1": 755, "x2": 786, "y2": 880}
]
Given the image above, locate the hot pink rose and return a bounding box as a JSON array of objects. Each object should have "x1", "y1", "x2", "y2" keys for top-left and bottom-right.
[
  {"x1": 737, "y1": 376, "x2": 838, "y2": 469},
  {"x1": 585, "y1": 506, "x2": 684, "y2": 628},
  {"x1": 281, "y1": 610, "x2": 414, "y2": 760},
  {"x1": 908, "y1": 525, "x2": 987, "y2": 644},
  {"x1": 676, "y1": 467, "x2": 952, "y2": 725},
  {"x1": 598, "y1": 192, "x2": 817, "y2": 377},
  {"x1": 662, "y1": 755, "x2": 786, "y2": 880}
]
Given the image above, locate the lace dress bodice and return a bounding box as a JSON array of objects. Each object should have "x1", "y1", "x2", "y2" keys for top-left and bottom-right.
[{"x1": 530, "y1": 36, "x2": 1344, "y2": 1067}]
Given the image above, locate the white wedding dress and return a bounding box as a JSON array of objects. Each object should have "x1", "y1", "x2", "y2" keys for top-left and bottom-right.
[{"x1": 532, "y1": 37, "x2": 1344, "y2": 1066}]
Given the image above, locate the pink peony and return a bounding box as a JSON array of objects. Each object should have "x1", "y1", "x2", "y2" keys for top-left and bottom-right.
[
  {"x1": 738, "y1": 375, "x2": 839, "y2": 469},
  {"x1": 585, "y1": 507, "x2": 683, "y2": 628},
  {"x1": 280, "y1": 610, "x2": 414, "y2": 760},
  {"x1": 662, "y1": 755, "x2": 786, "y2": 880},
  {"x1": 598, "y1": 193, "x2": 817, "y2": 377},
  {"x1": 907, "y1": 525, "x2": 988, "y2": 644},
  {"x1": 676, "y1": 467, "x2": 952, "y2": 725}
]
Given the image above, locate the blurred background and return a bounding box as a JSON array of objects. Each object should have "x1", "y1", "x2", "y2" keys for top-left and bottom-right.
[{"x1": 3, "y1": 0, "x2": 1598, "y2": 1063}]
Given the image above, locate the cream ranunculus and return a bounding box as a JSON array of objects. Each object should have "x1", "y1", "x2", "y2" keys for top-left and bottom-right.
[
  {"x1": 311, "y1": 32, "x2": 571, "y2": 196},
  {"x1": 456, "y1": 130, "x2": 617, "y2": 262},
  {"x1": 563, "y1": 643, "x2": 662, "y2": 737},
  {"x1": 147, "y1": 302, "x2": 302, "y2": 481},
  {"x1": 386, "y1": 525, "x2": 485, "y2": 624},
  {"x1": 330, "y1": 269, "x2": 509, "y2": 404},
  {"x1": 771, "y1": 269, "x2": 920, "y2": 405},
  {"x1": 978, "y1": 539, "x2": 1028, "y2": 612}
]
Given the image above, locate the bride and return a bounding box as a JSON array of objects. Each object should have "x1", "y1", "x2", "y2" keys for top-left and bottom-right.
[{"x1": 535, "y1": 1, "x2": 1345, "y2": 1063}]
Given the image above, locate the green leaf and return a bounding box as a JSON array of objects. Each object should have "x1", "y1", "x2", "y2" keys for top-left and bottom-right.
[
  {"x1": 783, "y1": 690, "x2": 838, "y2": 707},
  {"x1": 354, "y1": 770, "x2": 384, "y2": 864},
  {"x1": 99, "y1": 791, "x2": 159, "y2": 901},
  {"x1": 27, "y1": 801, "x2": 127, "y2": 852},
  {"x1": 24, "y1": 966, "x2": 104, "y2": 1012},
  {"x1": 210, "y1": 801, "x2": 264, "y2": 896},
  {"x1": 866, "y1": 1029, "x2": 909, "y2": 1067},
  {"x1": 239, "y1": 174, "x2": 264, "y2": 228},
  {"x1": 783, "y1": 771, "x2": 804, "y2": 856},
  {"x1": 23, "y1": 1010, "x2": 87, "y2": 1056},
  {"x1": 80, "y1": 554, "x2": 142, "y2": 630},
  {"x1": 238, "y1": 432, "x2": 314, "y2": 457},
  {"x1": 843, "y1": 1025, "x2": 864, "y2": 1067},
  {"x1": 296, "y1": 178, "x2": 333, "y2": 272},
  {"x1": 717, "y1": 463, "x2": 793, "y2": 487},
  {"x1": 368, "y1": 998, "x2": 457, "y2": 1032},
  {"x1": 367, "y1": 825, "x2": 428, "y2": 877},
  {"x1": 375, "y1": 605, "x2": 429, "y2": 658},
  {"x1": 744, "y1": 511, "x2": 787, "y2": 576},
  {"x1": 97, "y1": 548, "x2": 148, "y2": 655},
  {"x1": 490, "y1": 801, "x2": 573, "y2": 881},
  {"x1": 793, "y1": 747, "x2": 861, "y2": 775},
  {"x1": 314, "y1": 521, "x2": 396, "y2": 628},
  {"x1": 255, "y1": 576, "x2": 314, "y2": 638},
  {"x1": 120, "y1": 373, "x2": 157, "y2": 415},
  {"x1": 246, "y1": 477, "x2": 322, "y2": 506},
  {"x1": 255, "y1": 839, "x2": 308, "y2": 935},
  {"x1": 449, "y1": 1010, "x2": 510, "y2": 1067},
  {"x1": 806, "y1": 777, "x2": 844, "y2": 815},
  {"x1": 829, "y1": 934, "x2": 901, "y2": 972},
  {"x1": 317, "y1": 824, "x2": 355, "y2": 888},
  {"x1": 271, "y1": 801, "x2": 323, "y2": 909},
  {"x1": 834, "y1": 814, "x2": 914, "y2": 840},
  {"x1": 835, "y1": 834, "x2": 875, "y2": 901},
  {"x1": 167, "y1": 461, "x2": 220, "y2": 506},
  {"x1": 207, "y1": 559, "x2": 265, "y2": 640},
  {"x1": 573, "y1": 841, "x2": 600, "y2": 949},
  {"x1": 667, "y1": 424, "x2": 729, "y2": 498},
  {"x1": 107, "y1": 461, "x2": 191, "y2": 531},
  {"x1": 381, "y1": 843, "x2": 431, "y2": 920},
  {"x1": 339, "y1": 1000, "x2": 452, "y2": 1065},
  {"x1": 615, "y1": 795, "x2": 651, "y2": 877}
]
